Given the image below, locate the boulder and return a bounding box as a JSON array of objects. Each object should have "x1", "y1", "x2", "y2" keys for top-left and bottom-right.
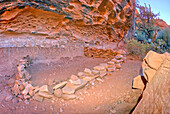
[{"x1": 133, "y1": 52, "x2": 170, "y2": 114}]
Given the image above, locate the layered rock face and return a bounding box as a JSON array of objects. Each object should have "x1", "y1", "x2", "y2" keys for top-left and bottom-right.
[
  {"x1": 0, "y1": 0, "x2": 135, "y2": 44},
  {"x1": 132, "y1": 51, "x2": 170, "y2": 113}
]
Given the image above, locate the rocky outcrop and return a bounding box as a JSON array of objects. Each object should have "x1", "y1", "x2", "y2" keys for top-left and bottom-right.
[
  {"x1": 155, "y1": 19, "x2": 169, "y2": 29},
  {"x1": 132, "y1": 51, "x2": 170, "y2": 113},
  {"x1": 0, "y1": 0, "x2": 135, "y2": 44}
]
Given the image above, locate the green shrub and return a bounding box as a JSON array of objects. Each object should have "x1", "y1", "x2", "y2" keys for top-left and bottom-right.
[
  {"x1": 156, "y1": 28, "x2": 170, "y2": 52},
  {"x1": 125, "y1": 39, "x2": 153, "y2": 59}
]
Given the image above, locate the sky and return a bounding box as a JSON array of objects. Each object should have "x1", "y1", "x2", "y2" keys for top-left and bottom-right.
[{"x1": 138, "y1": 0, "x2": 170, "y2": 25}]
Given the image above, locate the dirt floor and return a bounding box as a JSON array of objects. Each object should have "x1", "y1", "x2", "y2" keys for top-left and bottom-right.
[{"x1": 0, "y1": 54, "x2": 142, "y2": 114}]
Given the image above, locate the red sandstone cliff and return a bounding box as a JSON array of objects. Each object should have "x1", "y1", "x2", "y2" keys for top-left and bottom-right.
[{"x1": 0, "y1": 0, "x2": 135, "y2": 44}]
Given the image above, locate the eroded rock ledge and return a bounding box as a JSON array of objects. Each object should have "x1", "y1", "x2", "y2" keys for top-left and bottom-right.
[{"x1": 0, "y1": 0, "x2": 135, "y2": 44}]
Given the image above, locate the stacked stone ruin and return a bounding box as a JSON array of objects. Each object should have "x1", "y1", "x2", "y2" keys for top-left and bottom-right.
[
  {"x1": 84, "y1": 46, "x2": 127, "y2": 59},
  {"x1": 10, "y1": 49, "x2": 127, "y2": 102}
]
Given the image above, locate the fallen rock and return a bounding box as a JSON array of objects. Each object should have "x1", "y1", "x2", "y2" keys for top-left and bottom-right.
[
  {"x1": 107, "y1": 61, "x2": 115, "y2": 65},
  {"x1": 17, "y1": 65, "x2": 25, "y2": 72},
  {"x1": 11, "y1": 84, "x2": 20, "y2": 96},
  {"x1": 5, "y1": 95, "x2": 13, "y2": 102},
  {"x1": 111, "y1": 59, "x2": 117, "y2": 62},
  {"x1": 92, "y1": 70, "x2": 100, "y2": 75},
  {"x1": 115, "y1": 54, "x2": 124, "y2": 60},
  {"x1": 93, "y1": 66, "x2": 105, "y2": 71},
  {"x1": 115, "y1": 63, "x2": 121, "y2": 69},
  {"x1": 21, "y1": 84, "x2": 32, "y2": 95},
  {"x1": 29, "y1": 89, "x2": 34, "y2": 97},
  {"x1": 54, "y1": 89, "x2": 62, "y2": 98},
  {"x1": 70, "y1": 78, "x2": 82, "y2": 85},
  {"x1": 83, "y1": 76, "x2": 96, "y2": 82},
  {"x1": 62, "y1": 94, "x2": 76, "y2": 100},
  {"x1": 32, "y1": 93, "x2": 44, "y2": 102},
  {"x1": 17, "y1": 95, "x2": 24, "y2": 100},
  {"x1": 68, "y1": 79, "x2": 87, "y2": 91},
  {"x1": 77, "y1": 72, "x2": 84, "y2": 77},
  {"x1": 84, "y1": 68, "x2": 92, "y2": 74},
  {"x1": 18, "y1": 84, "x2": 25, "y2": 91},
  {"x1": 25, "y1": 75, "x2": 32, "y2": 81},
  {"x1": 24, "y1": 94, "x2": 31, "y2": 99},
  {"x1": 107, "y1": 67, "x2": 116, "y2": 72},
  {"x1": 132, "y1": 75, "x2": 145, "y2": 90},
  {"x1": 39, "y1": 85, "x2": 49, "y2": 92},
  {"x1": 100, "y1": 63, "x2": 109, "y2": 69},
  {"x1": 53, "y1": 81, "x2": 67, "y2": 90},
  {"x1": 6, "y1": 78, "x2": 15, "y2": 86},
  {"x1": 15, "y1": 80, "x2": 22, "y2": 85},
  {"x1": 70, "y1": 75, "x2": 79, "y2": 81},
  {"x1": 62, "y1": 86, "x2": 75, "y2": 94},
  {"x1": 96, "y1": 78, "x2": 104, "y2": 82},
  {"x1": 38, "y1": 91, "x2": 54, "y2": 99},
  {"x1": 116, "y1": 50, "x2": 126, "y2": 55},
  {"x1": 100, "y1": 72, "x2": 107, "y2": 78}
]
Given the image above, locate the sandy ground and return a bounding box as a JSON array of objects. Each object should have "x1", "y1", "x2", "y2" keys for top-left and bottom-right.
[{"x1": 0, "y1": 54, "x2": 142, "y2": 114}]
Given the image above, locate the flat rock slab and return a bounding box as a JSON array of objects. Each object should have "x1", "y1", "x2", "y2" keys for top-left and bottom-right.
[
  {"x1": 39, "y1": 85, "x2": 49, "y2": 92},
  {"x1": 133, "y1": 75, "x2": 145, "y2": 90},
  {"x1": 38, "y1": 91, "x2": 54, "y2": 99},
  {"x1": 32, "y1": 93, "x2": 44, "y2": 102},
  {"x1": 62, "y1": 86, "x2": 75, "y2": 94},
  {"x1": 62, "y1": 94, "x2": 76, "y2": 100},
  {"x1": 53, "y1": 81, "x2": 67, "y2": 90},
  {"x1": 68, "y1": 79, "x2": 87, "y2": 91},
  {"x1": 93, "y1": 66, "x2": 105, "y2": 71}
]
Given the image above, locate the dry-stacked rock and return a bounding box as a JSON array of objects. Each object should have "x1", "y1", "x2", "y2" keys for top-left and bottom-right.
[
  {"x1": 0, "y1": 0, "x2": 135, "y2": 44},
  {"x1": 9, "y1": 49, "x2": 127, "y2": 101}
]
